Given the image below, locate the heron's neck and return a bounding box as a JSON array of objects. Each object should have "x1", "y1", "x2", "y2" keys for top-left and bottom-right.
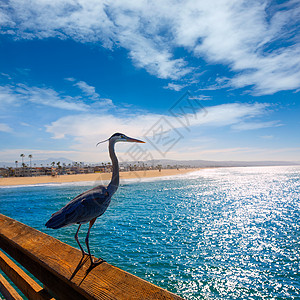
[{"x1": 108, "y1": 140, "x2": 119, "y2": 193}]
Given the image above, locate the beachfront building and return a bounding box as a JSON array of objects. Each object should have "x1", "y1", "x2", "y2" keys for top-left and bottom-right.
[
  {"x1": 0, "y1": 168, "x2": 9, "y2": 177},
  {"x1": 1, "y1": 162, "x2": 188, "y2": 177},
  {"x1": 13, "y1": 167, "x2": 53, "y2": 177}
]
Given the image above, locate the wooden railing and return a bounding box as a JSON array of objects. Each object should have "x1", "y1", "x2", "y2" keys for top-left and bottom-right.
[{"x1": 0, "y1": 214, "x2": 183, "y2": 300}]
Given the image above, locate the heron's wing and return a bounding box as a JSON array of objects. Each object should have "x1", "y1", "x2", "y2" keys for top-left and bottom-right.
[
  {"x1": 67, "y1": 186, "x2": 111, "y2": 223},
  {"x1": 46, "y1": 185, "x2": 111, "y2": 228}
]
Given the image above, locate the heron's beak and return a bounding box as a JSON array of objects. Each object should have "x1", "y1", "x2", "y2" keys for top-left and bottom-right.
[
  {"x1": 96, "y1": 138, "x2": 109, "y2": 146},
  {"x1": 126, "y1": 137, "x2": 145, "y2": 143}
]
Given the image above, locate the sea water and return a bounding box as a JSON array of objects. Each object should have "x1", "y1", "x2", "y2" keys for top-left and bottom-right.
[{"x1": 0, "y1": 166, "x2": 299, "y2": 299}]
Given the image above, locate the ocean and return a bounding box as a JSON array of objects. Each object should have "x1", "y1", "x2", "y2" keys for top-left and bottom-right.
[{"x1": 0, "y1": 166, "x2": 299, "y2": 299}]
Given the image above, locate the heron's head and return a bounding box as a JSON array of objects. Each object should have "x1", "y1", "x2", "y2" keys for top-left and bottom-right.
[{"x1": 96, "y1": 133, "x2": 145, "y2": 146}]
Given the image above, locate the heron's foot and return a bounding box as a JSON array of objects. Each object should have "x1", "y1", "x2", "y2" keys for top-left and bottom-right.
[
  {"x1": 79, "y1": 250, "x2": 89, "y2": 257},
  {"x1": 90, "y1": 257, "x2": 105, "y2": 267}
]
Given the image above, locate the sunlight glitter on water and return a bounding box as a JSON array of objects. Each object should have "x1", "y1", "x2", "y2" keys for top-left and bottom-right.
[{"x1": 0, "y1": 166, "x2": 299, "y2": 299}]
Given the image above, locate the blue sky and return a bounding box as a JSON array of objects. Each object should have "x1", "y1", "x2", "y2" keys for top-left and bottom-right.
[{"x1": 0, "y1": 0, "x2": 300, "y2": 164}]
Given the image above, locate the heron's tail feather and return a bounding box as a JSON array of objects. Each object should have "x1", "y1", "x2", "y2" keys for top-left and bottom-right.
[{"x1": 45, "y1": 212, "x2": 67, "y2": 229}]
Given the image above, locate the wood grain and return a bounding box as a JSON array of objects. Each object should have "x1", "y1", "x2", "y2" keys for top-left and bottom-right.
[
  {"x1": 0, "y1": 250, "x2": 54, "y2": 300},
  {"x1": 0, "y1": 272, "x2": 23, "y2": 300}
]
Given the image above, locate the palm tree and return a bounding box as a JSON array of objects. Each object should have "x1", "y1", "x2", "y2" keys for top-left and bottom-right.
[
  {"x1": 20, "y1": 154, "x2": 25, "y2": 176},
  {"x1": 15, "y1": 161, "x2": 18, "y2": 177},
  {"x1": 56, "y1": 161, "x2": 61, "y2": 175},
  {"x1": 28, "y1": 154, "x2": 32, "y2": 176}
]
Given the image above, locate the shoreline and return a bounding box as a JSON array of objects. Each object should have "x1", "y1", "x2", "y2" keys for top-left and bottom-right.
[{"x1": 0, "y1": 168, "x2": 202, "y2": 187}]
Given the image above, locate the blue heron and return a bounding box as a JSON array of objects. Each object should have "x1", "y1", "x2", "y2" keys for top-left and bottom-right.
[{"x1": 45, "y1": 133, "x2": 145, "y2": 265}]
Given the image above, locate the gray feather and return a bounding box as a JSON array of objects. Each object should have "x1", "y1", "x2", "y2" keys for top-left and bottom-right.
[{"x1": 45, "y1": 185, "x2": 111, "y2": 229}]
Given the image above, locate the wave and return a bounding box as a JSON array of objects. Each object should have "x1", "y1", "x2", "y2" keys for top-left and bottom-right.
[
  {"x1": 120, "y1": 169, "x2": 203, "y2": 184},
  {"x1": 0, "y1": 179, "x2": 110, "y2": 189}
]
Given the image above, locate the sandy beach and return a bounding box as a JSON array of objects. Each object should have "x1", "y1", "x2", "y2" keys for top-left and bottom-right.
[{"x1": 0, "y1": 168, "x2": 200, "y2": 186}]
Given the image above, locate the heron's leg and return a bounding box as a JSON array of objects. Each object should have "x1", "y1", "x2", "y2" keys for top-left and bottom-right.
[
  {"x1": 85, "y1": 217, "x2": 97, "y2": 265},
  {"x1": 85, "y1": 218, "x2": 104, "y2": 266},
  {"x1": 75, "y1": 224, "x2": 87, "y2": 256}
]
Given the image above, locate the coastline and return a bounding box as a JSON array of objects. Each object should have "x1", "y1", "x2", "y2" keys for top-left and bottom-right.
[{"x1": 0, "y1": 168, "x2": 201, "y2": 186}]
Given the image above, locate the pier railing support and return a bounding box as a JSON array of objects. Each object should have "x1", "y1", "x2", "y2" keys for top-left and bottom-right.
[{"x1": 0, "y1": 214, "x2": 183, "y2": 300}]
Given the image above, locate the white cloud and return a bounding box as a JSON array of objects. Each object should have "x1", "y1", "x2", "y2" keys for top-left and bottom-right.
[
  {"x1": 0, "y1": 123, "x2": 13, "y2": 133},
  {"x1": 190, "y1": 102, "x2": 269, "y2": 128},
  {"x1": 0, "y1": 80, "x2": 114, "y2": 112},
  {"x1": 0, "y1": 83, "x2": 89, "y2": 111},
  {"x1": 231, "y1": 121, "x2": 282, "y2": 131},
  {"x1": 0, "y1": 86, "x2": 20, "y2": 107},
  {"x1": 69, "y1": 79, "x2": 114, "y2": 107},
  {"x1": 45, "y1": 102, "x2": 273, "y2": 153},
  {"x1": 0, "y1": 73, "x2": 12, "y2": 79},
  {"x1": 1, "y1": 1, "x2": 299, "y2": 94},
  {"x1": 175, "y1": 1, "x2": 300, "y2": 95},
  {"x1": 16, "y1": 84, "x2": 90, "y2": 111},
  {"x1": 20, "y1": 122, "x2": 32, "y2": 127},
  {"x1": 127, "y1": 41, "x2": 191, "y2": 80},
  {"x1": 164, "y1": 83, "x2": 187, "y2": 91},
  {"x1": 45, "y1": 113, "x2": 158, "y2": 140},
  {"x1": 43, "y1": 101, "x2": 295, "y2": 161},
  {"x1": 75, "y1": 81, "x2": 98, "y2": 97},
  {"x1": 64, "y1": 77, "x2": 76, "y2": 82},
  {"x1": 230, "y1": 47, "x2": 300, "y2": 95}
]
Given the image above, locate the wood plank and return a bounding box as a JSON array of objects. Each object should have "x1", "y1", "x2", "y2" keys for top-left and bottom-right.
[
  {"x1": 0, "y1": 214, "x2": 184, "y2": 300},
  {"x1": 0, "y1": 250, "x2": 54, "y2": 300},
  {"x1": 0, "y1": 272, "x2": 23, "y2": 300}
]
